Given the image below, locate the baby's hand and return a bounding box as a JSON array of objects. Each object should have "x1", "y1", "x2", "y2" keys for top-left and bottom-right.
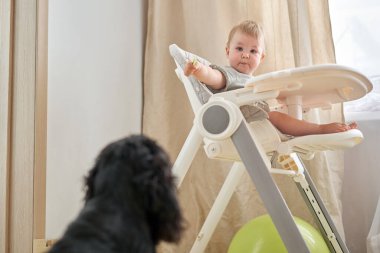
[{"x1": 184, "y1": 58, "x2": 200, "y2": 76}]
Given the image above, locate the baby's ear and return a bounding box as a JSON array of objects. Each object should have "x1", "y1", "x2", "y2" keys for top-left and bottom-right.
[
  {"x1": 225, "y1": 47, "x2": 230, "y2": 56},
  {"x1": 261, "y1": 52, "x2": 265, "y2": 60}
]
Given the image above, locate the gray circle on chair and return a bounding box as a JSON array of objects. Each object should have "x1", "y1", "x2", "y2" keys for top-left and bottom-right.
[{"x1": 202, "y1": 105, "x2": 230, "y2": 135}]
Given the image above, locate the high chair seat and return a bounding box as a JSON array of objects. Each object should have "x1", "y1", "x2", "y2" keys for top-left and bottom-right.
[{"x1": 203, "y1": 119, "x2": 363, "y2": 162}]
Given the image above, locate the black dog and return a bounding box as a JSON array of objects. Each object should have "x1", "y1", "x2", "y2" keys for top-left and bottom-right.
[{"x1": 48, "y1": 135, "x2": 183, "y2": 253}]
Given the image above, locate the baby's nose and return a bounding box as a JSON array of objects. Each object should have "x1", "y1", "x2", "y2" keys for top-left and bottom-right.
[{"x1": 241, "y1": 52, "x2": 250, "y2": 58}]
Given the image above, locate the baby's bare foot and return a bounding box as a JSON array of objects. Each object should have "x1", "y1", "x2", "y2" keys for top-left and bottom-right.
[
  {"x1": 320, "y1": 122, "x2": 357, "y2": 134},
  {"x1": 348, "y1": 122, "x2": 357, "y2": 129}
]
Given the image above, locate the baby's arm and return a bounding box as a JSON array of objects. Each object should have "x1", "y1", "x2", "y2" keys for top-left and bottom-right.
[
  {"x1": 184, "y1": 59, "x2": 226, "y2": 90},
  {"x1": 269, "y1": 111, "x2": 357, "y2": 136}
]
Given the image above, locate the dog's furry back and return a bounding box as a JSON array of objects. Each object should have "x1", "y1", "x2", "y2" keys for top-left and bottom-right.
[{"x1": 48, "y1": 135, "x2": 183, "y2": 253}]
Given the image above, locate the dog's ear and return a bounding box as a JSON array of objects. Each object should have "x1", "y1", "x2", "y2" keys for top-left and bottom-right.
[
  {"x1": 146, "y1": 174, "x2": 183, "y2": 244},
  {"x1": 136, "y1": 147, "x2": 184, "y2": 244}
]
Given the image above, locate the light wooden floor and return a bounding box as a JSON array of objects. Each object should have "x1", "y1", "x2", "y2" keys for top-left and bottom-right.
[{"x1": 33, "y1": 239, "x2": 56, "y2": 253}]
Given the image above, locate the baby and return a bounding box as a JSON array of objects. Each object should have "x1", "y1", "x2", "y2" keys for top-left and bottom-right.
[{"x1": 184, "y1": 20, "x2": 357, "y2": 136}]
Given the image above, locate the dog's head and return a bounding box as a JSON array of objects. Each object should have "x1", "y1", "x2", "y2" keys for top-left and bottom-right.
[{"x1": 84, "y1": 135, "x2": 183, "y2": 244}]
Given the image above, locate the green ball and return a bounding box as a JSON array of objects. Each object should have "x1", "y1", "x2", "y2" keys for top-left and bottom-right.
[{"x1": 228, "y1": 214, "x2": 330, "y2": 253}]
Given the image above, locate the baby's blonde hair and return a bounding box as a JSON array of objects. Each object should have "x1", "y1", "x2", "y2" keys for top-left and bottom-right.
[{"x1": 226, "y1": 20, "x2": 265, "y2": 53}]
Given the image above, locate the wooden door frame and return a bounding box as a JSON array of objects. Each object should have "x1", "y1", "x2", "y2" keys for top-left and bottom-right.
[
  {"x1": 0, "y1": 0, "x2": 48, "y2": 252},
  {"x1": 35, "y1": 0, "x2": 48, "y2": 241},
  {"x1": 0, "y1": 0, "x2": 13, "y2": 252}
]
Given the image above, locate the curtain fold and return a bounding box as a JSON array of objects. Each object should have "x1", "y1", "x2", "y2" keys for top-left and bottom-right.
[{"x1": 143, "y1": 1, "x2": 342, "y2": 252}]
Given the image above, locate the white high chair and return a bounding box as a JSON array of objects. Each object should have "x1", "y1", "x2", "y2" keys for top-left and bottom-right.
[{"x1": 169, "y1": 44, "x2": 372, "y2": 253}]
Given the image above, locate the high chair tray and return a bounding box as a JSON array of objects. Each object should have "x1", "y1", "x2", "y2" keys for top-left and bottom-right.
[{"x1": 246, "y1": 64, "x2": 373, "y2": 109}]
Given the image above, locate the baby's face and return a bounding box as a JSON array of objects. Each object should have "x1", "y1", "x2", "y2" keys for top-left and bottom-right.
[{"x1": 226, "y1": 31, "x2": 265, "y2": 75}]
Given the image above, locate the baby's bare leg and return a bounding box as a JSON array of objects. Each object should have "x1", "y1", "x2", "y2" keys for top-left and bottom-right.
[{"x1": 268, "y1": 111, "x2": 357, "y2": 136}]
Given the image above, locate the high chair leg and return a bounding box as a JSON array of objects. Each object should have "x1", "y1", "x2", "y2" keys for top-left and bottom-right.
[
  {"x1": 189, "y1": 162, "x2": 245, "y2": 253},
  {"x1": 231, "y1": 121, "x2": 311, "y2": 253},
  {"x1": 172, "y1": 125, "x2": 203, "y2": 187},
  {"x1": 292, "y1": 156, "x2": 349, "y2": 253}
]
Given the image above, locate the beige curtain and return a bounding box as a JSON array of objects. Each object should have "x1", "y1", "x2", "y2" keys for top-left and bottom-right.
[{"x1": 143, "y1": 1, "x2": 343, "y2": 252}]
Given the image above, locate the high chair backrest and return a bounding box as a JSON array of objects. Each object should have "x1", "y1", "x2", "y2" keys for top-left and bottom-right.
[{"x1": 169, "y1": 44, "x2": 213, "y2": 113}]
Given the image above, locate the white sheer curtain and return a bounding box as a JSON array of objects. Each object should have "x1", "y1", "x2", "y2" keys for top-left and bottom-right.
[{"x1": 329, "y1": 1, "x2": 380, "y2": 252}]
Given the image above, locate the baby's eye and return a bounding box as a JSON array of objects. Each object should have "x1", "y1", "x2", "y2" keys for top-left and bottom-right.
[
  {"x1": 250, "y1": 49, "x2": 258, "y2": 54},
  {"x1": 235, "y1": 47, "x2": 243, "y2": 52}
]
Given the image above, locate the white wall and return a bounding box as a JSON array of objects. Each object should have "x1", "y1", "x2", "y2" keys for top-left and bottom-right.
[{"x1": 46, "y1": 0, "x2": 146, "y2": 238}]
